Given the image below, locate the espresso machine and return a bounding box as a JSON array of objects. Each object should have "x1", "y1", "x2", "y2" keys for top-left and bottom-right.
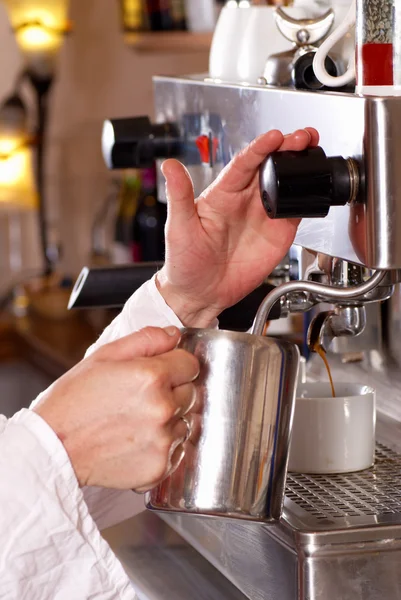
[{"x1": 70, "y1": 2, "x2": 401, "y2": 598}]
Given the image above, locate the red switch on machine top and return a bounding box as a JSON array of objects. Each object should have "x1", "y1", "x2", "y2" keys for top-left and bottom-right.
[
  {"x1": 196, "y1": 134, "x2": 219, "y2": 165},
  {"x1": 196, "y1": 135, "x2": 210, "y2": 164}
]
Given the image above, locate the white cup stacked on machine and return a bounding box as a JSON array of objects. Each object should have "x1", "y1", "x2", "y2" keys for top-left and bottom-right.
[{"x1": 209, "y1": 0, "x2": 352, "y2": 84}]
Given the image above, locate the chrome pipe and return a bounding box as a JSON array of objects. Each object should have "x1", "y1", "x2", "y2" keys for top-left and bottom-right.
[{"x1": 251, "y1": 269, "x2": 387, "y2": 336}]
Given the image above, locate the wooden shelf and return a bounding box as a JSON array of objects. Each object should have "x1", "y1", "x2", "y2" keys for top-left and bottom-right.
[{"x1": 124, "y1": 31, "x2": 213, "y2": 54}]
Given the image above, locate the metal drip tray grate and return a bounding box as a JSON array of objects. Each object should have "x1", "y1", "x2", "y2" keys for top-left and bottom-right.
[{"x1": 284, "y1": 443, "x2": 401, "y2": 528}]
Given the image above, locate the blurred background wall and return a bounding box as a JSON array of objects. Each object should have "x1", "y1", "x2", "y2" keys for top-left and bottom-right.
[{"x1": 0, "y1": 0, "x2": 208, "y2": 287}]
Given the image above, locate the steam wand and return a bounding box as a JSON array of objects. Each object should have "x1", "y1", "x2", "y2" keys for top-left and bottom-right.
[{"x1": 251, "y1": 269, "x2": 387, "y2": 336}]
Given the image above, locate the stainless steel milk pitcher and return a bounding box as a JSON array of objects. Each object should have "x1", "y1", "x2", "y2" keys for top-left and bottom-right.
[{"x1": 146, "y1": 328, "x2": 300, "y2": 522}]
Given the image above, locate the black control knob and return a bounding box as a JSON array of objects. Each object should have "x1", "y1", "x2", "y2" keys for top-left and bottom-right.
[
  {"x1": 260, "y1": 146, "x2": 359, "y2": 219},
  {"x1": 102, "y1": 116, "x2": 181, "y2": 170}
]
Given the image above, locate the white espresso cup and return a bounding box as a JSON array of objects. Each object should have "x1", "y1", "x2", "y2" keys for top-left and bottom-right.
[
  {"x1": 288, "y1": 381, "x2": 376, "y2": 474},
  {"x1": 312, "y1": 0, "x2": 356, "y2": 88}
]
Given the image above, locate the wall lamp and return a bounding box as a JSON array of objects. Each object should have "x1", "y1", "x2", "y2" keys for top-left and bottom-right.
[{"x1": 2, "y1": 0, "x2": 72, "y2": 275}]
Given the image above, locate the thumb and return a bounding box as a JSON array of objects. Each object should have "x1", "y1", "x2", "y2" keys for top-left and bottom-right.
[
  {"x1": 161, "y1": 159, "x2": 197, "y2": 225},
  {"x1": 93, "y1": 326, "x2": 181, "y2": 362}
]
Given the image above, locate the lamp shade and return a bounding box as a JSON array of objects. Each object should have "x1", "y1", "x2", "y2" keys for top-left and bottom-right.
[
  {"x1": 0, "y1": 147, "x2": 37, "y2": 210},
  {"x1": 2, "y1": 0, "x2": 70, "y2": 79},
  {"x1": 0, "y1": 94, "x2": 37, "y2": 210}
]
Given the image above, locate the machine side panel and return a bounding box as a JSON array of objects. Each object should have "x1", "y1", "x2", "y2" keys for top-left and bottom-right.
[{"x1": 160, "y1": 513, "x2": 298, "y2": 600}]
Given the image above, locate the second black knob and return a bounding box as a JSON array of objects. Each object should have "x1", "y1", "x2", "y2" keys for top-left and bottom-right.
[
  {"x1": 102, "y1": 116, "x2": 181, "y2": 170},
  {"x1": 259, "y1": 146, "x2": 360, "y2": 219}
]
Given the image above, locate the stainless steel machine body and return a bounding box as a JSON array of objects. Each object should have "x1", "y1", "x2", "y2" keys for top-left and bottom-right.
[
  {"x1": 104, "y1": 414, "x2": 401, "y2": 600},
  {"x1": 152, "y1": 414, "x2": 401, "y2": 600},
  {"x1": 153, "y1": 75, "x2": 401, "y2": 270},
  {"x1": 146, "y1": 74, "x2": 401, "y2": 599}
]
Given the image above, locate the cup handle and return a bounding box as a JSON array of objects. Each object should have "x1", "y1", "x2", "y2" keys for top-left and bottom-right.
[{"x1": 312, "y1": 0, "x2": 356, "y2": 88}]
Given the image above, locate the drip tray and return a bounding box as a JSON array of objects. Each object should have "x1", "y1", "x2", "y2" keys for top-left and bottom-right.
[
  {"x1": 159, "y1": 419, "x2": 401, "y2": 599},
  {"x1": 283, "y1": 442, "x2": 401, "y2": 535}
]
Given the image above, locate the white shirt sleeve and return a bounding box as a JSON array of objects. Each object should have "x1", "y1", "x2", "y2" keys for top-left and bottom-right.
[
  {"x1": 0, "y1": 409, "x2": 136, "y2": 600},
  {"x1": 17, "y1": 275, "x2": 217, "y2": 597},
  {"x1": 9, "y1": 277, "x2": 195, "y2": 598}
]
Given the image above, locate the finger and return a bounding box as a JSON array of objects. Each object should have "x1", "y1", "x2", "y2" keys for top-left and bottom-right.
[
  {"x1": 136, "y1": 443, "x2": 185, "y2": 491},
  {"x1": 134, "y1": 420, "x2": 189, "y2": 493},
  {"x1": 163, "y1": 419, "x2": 191, "y2": 477},
  {"x1": 140, "y1": 416, "x2": 201, "y2": 491},
  {"x1": 161, "y1": 159, "x2": 197, "y2": 226},
  {"x1": 218, "y1": 129, "x2": 284, "y2": 193},
  {"x1": 168, "y1": 414, "x2": 201, "y2": 476},
  {"x1": 169, "y1": 413, "x2": 200, "y2": 445},
  {"x1": 185, "y1": 413, "x2": 202, "y2": 447},
  {"x1": 94, "y1": 326, "x2": 181, "y2": 362},
  {"x1": 188, "y1": 383, "x2": 204, "y2": 415},
  {"x1": 279, "y1": 128, "x2": 312, "y2": 151},
  {"x1": 280, "y1": 128, "x2": 320, "y2": 152},
  {"x1": 167, "y1": 444, "x2": 186, "y2": 477},
  {"x1": 159, "y1": 348, "x2": 200, "y2": 388},
  {"x1": 281, "y1": 127, "x2": 319, "y2": 148},
  {"x1": 171, "y1": 416, "x2": 192, "y2": 444},
  {"x1": 305, "y1": 127, "x2": 319, "y2": 147},
  {"x1": 172, "y1": 382, "x2": 197, "y2": 416}
]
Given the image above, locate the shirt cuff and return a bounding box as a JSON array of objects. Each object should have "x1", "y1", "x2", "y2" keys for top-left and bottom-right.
[
  {"x1": 146, "y1": 275, "x2": 185, "y2": 328},
  {"x1": 11, "y1": 408, "x2": 79, "y2": 491}
]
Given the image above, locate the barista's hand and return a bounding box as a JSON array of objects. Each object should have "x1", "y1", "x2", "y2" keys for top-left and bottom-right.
[
  {"x1": 33, "y1": 326, "x2": 199, "y2": 491},
  {"x1": 157, "y1": 128, "x2": 319, "y2": 327}
]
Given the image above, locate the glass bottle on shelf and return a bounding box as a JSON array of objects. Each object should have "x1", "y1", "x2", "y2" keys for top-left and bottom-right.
[
  {"x1": 131, "y1": 166, "x2": 167, "y2": 262},
  {"x1": 144, "y1": 0, "x2": 174, "y2": 31},
  {"x1": 170, "y1": 0, "x2": 187, "y2": 29},
  {"x1": 112, "y1": 172, "x2": 141, "y2": 264}
]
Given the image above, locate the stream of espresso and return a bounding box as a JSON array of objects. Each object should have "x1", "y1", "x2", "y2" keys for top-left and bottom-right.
[{"x1": 314, "y1": 344, "x2": 336, "y2": 397}]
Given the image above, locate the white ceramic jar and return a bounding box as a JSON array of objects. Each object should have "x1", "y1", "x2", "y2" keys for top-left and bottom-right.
[{"x1": 209, "y1": 0, "x2": 328, "y2": 84}]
